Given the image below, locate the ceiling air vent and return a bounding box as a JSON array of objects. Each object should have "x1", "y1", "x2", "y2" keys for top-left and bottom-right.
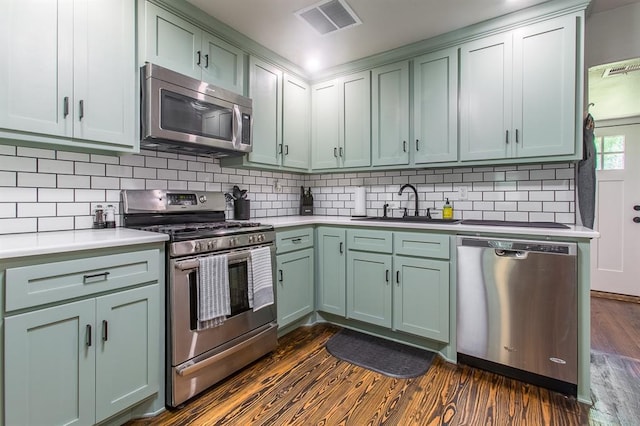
[
  {"x1": 296, "y1": 0, "x2": 361, "y2": 36},
  {"x1": 602, "y1": 63, "x2": 640, "y2": 77}
]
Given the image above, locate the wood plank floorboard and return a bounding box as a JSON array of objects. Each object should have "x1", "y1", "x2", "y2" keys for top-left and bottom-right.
[{"x1": 127, "y1": 295, "x2": 640, "y2": 425}]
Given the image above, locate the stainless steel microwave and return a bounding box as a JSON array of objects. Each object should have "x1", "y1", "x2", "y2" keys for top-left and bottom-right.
[{"x1": 141, "y1": 63, "x2": 252, "y2": 157}]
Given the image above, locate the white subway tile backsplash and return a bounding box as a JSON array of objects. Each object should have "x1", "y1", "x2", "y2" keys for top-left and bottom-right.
[
  {"x1": 529, "y1": 212, "x2": 555, "y2": 222},
  {"x1": 0, "y1": 171, "x2": 16, "y2": 186},
  {"x1": 0, "y1": 217, "x2": 37, "y2": 233},
  {"x1": 18, "y1": 203, "x2": 56, "y2": 217},
  {"x1": 0, "y1": 155, "x2": 36, "y2": 172},
  {"x1": 0, "y1": 187, "x2": 37, "y2": 202},
  {"x1": 0, "y1": 203, "x2": 16, "y2": 218},
  {"x1": 0, "y1": 142, "x2": 578, "y2": 233}
]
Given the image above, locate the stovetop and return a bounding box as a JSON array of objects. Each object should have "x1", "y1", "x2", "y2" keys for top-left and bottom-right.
[{"x1": 136, "y1": 221, "x2": 274, "y2": 242}]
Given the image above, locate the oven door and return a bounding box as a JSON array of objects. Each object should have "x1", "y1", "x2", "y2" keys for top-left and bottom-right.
[{"x1": 169, "y1": 244, "x2": 276, "y2": 367}]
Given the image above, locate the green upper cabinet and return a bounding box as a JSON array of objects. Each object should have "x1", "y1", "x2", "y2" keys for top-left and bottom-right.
[
  {"x1": 413, "y1": 48, "x2": 458, "y2": 164},
  {"x1": 0, "y1": 0, "x2": 136, "y2": 151},
  {"x1": 311, "y1": 71, "x2": 371, "y2": 170},
  {"x1": 459, "y1": 14, "x2": 577, "y2": 161},
  {"x1": 282, "y1": 73, "x2": 311, "y2": 169},
  {"x1": 316, "y1": 227, "x2": 347, "y2": 316},
  {"x1": 144, "y1": 2, "x2": 244, "y2": 94},
  {"x1": 372, "y1": 61, "x2": 410, "y2": 166},
  {"x1": 248, "y1": 57, "x2": 283, "y2": 167}
]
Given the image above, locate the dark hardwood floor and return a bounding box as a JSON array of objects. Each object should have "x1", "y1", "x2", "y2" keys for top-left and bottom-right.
[{"x1": 127, "y1": 293, "x2": 640, "y2": 425}]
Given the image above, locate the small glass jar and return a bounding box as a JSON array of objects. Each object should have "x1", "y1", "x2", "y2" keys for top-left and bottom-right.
[
  {"x1": 105, "y1": 204, "x2": 116, "y2": 228},
  {"x1": 93, "y1": 205, "x2": 105, "y2": 229}
]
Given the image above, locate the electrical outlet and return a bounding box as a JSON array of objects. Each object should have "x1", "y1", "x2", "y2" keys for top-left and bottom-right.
[
  {"x1": 458, "y1": 186, "x2": 468, "y2": 200},
  {"x1": 387, "y1": 201, "x2": 400, "y2": 209},
  {"x1": 274, "y1": 179, "x2": 283, "y2": 193}
]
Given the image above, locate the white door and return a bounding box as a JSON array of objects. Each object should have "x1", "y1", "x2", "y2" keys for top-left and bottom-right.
[{"x1": 590, "y1": 123, "x2": 640, "y2": 296}]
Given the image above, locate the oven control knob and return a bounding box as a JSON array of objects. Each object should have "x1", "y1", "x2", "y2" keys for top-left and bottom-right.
[
  {"x1": 199, "y1": 195, "x2": 207, "y2": 204},
  {"x1": 207, "y1": 241, "x2": 214, "y2": 250},
  {"x1": 194, "y1": 242, "x2": 201, "y2": 252},
  {"x1": 258, "y1": 234, "x2": 264, "y2": 242},
  {"x1": 248, "y1": 235, "x2": 254, "y2": 243},
  {"x1": 229, "y1": 237, "x2": 236, "y2": 246}
]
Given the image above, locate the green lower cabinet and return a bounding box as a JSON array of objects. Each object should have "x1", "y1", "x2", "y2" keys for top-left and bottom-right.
[
  {"x1": 276, "y1": 248, "x2": 314, "y2": 328},
  {"x1": 316, "y1": 227, "x2": 346, "y2": 316},
  {"x1": 4, "y1": 284, "x2": 159, "y2": 425},
  {"x1": 393, "y1": 256, "x2": 450, "y2": 342},
  {"x1": 346, "y1": 251, "x2": 392, "y2": 328}
]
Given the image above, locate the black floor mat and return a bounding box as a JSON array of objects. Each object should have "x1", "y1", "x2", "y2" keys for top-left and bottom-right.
[{"x1": 325, "y1": 328, "x2": 436, "y2": 379}]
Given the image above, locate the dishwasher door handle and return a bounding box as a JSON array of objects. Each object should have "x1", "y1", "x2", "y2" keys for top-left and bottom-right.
[{"x1": 495, "y1": 249, "x2": 528, "y2": 259}]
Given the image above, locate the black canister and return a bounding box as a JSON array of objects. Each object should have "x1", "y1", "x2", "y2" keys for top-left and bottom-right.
[{"x1": 234, "y1": 199, "x2": 250, "y2": 220}]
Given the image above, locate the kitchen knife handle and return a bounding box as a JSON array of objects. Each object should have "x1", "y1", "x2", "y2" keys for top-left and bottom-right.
[
  {"x1": 78, "y1": 100, "x2": 84, "y2": 121},
  {"x1": 102, "y1": 320, "x2": 108, "y2": 342},
  {"x1": 204, "y1": 54, "x2": 209, "y2": 68},
  {"x1": 86, "y1": 324, "x2": 92, "y2": 347},
  {"x1": 197, "y1": 50, "x2": 201, "y2": 66},
  {"x1": 63, "y1": 96, "x2": 69, "y2": 118},
  {"x1": 505, "y1": 130, "x2": 509, "y2": 144}
]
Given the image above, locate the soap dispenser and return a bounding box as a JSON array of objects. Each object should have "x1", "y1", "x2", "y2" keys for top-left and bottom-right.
[{"x1": 442, "y1": 198, "x2": 453, "y2": 220}]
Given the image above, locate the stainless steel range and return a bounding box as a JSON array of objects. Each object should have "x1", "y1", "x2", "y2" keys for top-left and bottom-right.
[{"x1": 121, "y1": 189, "x2": 277, "y2": 407}]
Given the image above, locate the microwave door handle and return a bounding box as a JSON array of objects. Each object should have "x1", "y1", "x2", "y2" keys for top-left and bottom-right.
[{"x1": 233, "y1": 104, "x2": 242, "y2": 149}]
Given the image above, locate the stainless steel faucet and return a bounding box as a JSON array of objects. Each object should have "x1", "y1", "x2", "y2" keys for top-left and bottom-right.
[{"x1": 398, "y1": 183, "x2": 419, "y2": 216}]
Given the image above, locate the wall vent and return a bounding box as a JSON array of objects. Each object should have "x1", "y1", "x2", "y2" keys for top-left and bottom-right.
[
  {"x1": 296, "y1": 0, "x2": 361, "y2": 36},
  {"x1": 603, "y1": 63, "x2": 640, "y2": 77}
]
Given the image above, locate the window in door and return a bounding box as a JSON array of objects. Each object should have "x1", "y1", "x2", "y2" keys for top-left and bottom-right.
[{"x1": 594, "y1": 134, "x2": 625, "y2": 170}]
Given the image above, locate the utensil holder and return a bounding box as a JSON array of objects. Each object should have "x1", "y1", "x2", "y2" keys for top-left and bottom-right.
[{"x1": 234, "y1": 199, "x2": 250, "y2": 220}]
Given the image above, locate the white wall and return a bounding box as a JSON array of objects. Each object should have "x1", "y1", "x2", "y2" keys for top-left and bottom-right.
[{"x1": 586, "y1": 2, "x2": 640, "y2": 67}]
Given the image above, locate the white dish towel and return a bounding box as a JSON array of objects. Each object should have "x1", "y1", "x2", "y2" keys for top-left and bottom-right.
[
  {"x1": 197, "y1": 254, "x2": 230, "y2": 330},
  {"x1": 249, "y1": 247, "x2": 274, "y2": 311}
]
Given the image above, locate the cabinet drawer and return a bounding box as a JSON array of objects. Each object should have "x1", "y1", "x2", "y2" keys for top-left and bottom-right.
[
  {"x1": 394, "y1": 232, "x2": 450, "y2": 259},
  {"x1": 276, "y1": 227, "x2": 314, "y2": 253},
  {"x1": 5, "y1": 249, "x2": 160, "y2": 312},
  {"x1": 347, "y1": 229, "x2": 392, "y2": 253}
]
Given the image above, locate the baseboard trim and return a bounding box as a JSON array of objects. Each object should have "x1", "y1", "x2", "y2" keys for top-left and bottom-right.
[{"x1": 591, "y1": 290, "x2": 640, "y2": 304}]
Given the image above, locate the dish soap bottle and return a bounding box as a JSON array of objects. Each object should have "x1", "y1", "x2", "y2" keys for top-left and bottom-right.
[{"x1": 442, "y1": 198, "x2": 453, "y2": 220}]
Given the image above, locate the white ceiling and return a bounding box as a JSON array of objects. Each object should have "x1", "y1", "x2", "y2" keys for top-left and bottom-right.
[{"x1": 186, "y1": 0, "x2": 638, "y2": 75}]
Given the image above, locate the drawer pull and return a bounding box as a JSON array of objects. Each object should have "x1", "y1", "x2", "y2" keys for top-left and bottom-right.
[
  {"x1": 278, "y1": 269, "x2": 283, "y2": 283},
  {"x1": 86, "y1": 324, "x2": 92, "y2": 347},
  {"x1": 292, "y1": 238, "x2": 302, "y2": 244},
  {"x1": 339, "y1": 242, "x2": 344, "y2": 254},
  {"x1": 102, "y1": 320, "x2": 108, "y2": 342},
  {"x1": 83, "y1": 271, "x2": 110, "y2": 283}
]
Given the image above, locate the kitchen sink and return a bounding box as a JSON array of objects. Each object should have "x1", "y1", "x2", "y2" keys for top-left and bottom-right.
[{"x1": 351, "y1": 216, "x2": 461, "y2": 224}]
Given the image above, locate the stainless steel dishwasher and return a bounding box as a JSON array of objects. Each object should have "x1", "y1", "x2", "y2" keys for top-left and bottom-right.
[{"x1": 456, "y1": 236, "x2": 578, "y2": 395}]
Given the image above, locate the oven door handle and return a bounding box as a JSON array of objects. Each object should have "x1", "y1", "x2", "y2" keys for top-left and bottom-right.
[
  {"x1": 175, "y1": 259, "x2": 201, "y2": 271},
  {"x1": 176, "y1": 324, "x2": 276, "y2": 377},
  {"x1": 175, "y1": 246, "x2": 274, "y2": 270}
]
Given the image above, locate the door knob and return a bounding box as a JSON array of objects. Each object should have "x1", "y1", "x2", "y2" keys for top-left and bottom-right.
[
  {"x1": 634, "y1": 217, "x2": 640, "y2": 223},
  {"x1": 634, "y1": 205, "x2": 640, "y2": 211}
]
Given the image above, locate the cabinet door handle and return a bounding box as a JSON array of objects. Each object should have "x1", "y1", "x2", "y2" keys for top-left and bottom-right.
[
  {"x1": 505, "y1": 130, "x2": 509, "y2": 144},
  {"x1": 403, "y1": 141, "x2": 407, "y2": 152},
  {"x1": 416, "y1": 139, "x2": 419, "y2": 151},
  {"x1": 385, "y1": 269, "x2": 390, "y2": 283},
  {"x1": 197, "y1": 50, "x2": 202, "y2": 65},
  {"x1": 339, "y1": 147, "x2": 343, "y2": 157},
  {"x1": 396, "y1": 270, "x2": 400, "y2": 285},
  {"x1": 86, "y1": 324, "x2": 92, "y2": 347},
  {"x1": 334, "y1": 147, "x2": 338, "y2": 158},
  {"x1": 278, "y1": 144, "x2": 283, "y2": 155},
  {"x1": 278, "y1": 269, "x2": 283, "y2": 283},
  {"x1": 339, "y1": 242, "x2": 343, "y2": 254},
  {"x1": 78, "y1": 100, "x2": 84, "y2": 121},
  {"x1": 83, "y1": 271, "x2": 110, "y2": 283},
  {"x1": 515, "y1": 129, "x2": 519, "y2": 143},
  {"x1": 102, "y1": 320, "x2": 108, "y2": 342},
  {"x1": 63, "y1": 96, "x2": 69, "y2": 118},
  {"x1": 204, "y1": 54, "x2": 209, "y2": 68},
  {"x1": 284, "y1": 144, "x2": 289, "y2": 155}
]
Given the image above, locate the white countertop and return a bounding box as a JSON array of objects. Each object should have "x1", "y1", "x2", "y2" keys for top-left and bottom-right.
[
  {"x1": 260, "y1": 215, "x2": 599, "y2": 239},
  {"x1": 0, "y1": 228, "x2": 169, "y2": 260}
]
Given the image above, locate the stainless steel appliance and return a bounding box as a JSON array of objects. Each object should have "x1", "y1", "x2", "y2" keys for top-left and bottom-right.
[
  {"x1": 121, "y1": 189, "x2": 277, "y2": 407},
  {"x1": 141, "y1": 63, "x2": 252, "y2": 157},
  {"x1": 456, "y1": 236, "x2": 578, "y2": 395}
]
